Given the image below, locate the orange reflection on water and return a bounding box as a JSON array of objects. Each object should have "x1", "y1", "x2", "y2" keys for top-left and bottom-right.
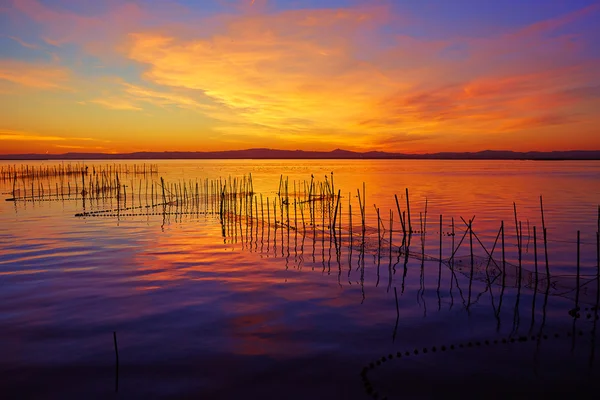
[
  {"x1": 1, "y1": 159, "x2": 599, "y2": 369},
  {"x1": 228, "y1": 311, "x2": 307, "y2": 357}
]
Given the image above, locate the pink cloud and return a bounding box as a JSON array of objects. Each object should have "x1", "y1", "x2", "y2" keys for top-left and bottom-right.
[
  {"x1": 511, "y1": 2, "x2": 600, "y2": 39},
  {"x1": 3, "y1": 35, "x2": 39, "y2": 49},
  {"x1": 0, "y1": 60, "x2": 70, "y2": 89},
  {"x1": 12, "y1": 0, "x2": 100, "y2": 45}
]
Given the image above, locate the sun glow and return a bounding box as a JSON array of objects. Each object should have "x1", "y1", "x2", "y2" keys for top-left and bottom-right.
[{"x1": 0, "y1": 0, "x2": 599, "y2": 154}]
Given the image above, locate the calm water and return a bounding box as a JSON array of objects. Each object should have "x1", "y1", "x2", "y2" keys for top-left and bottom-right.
[{"x1": 1, "y1": 160, "x2": 599, "y2": 399}]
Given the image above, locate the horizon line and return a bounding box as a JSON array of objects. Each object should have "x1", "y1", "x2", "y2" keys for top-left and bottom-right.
[{"x1": 1, "y1": 148, "x2": 600, "y2": 161}]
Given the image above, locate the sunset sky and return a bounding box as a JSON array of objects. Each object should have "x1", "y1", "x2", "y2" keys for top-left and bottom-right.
[{"x1": 1, "y1": 0, "x2": 599, "y2": 154}]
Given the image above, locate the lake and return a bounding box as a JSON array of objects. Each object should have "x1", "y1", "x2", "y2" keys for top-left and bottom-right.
[{"x1": 1, "y1": 159, "x2": 599, "y2": 399}]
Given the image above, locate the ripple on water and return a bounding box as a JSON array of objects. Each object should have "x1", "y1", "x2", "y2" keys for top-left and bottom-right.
[{"x1": 0, "y1": 160, "x2": 599, "y2": 398}]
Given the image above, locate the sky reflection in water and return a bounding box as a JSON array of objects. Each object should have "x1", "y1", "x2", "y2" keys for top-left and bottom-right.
[{"x1": 0, "y1": 160, "x2": 599, "y2": 398}]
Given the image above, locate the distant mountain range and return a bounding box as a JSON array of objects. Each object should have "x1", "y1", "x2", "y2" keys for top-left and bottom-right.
[{"x1": 1, "y1": 148, "x2": 600, "y2": 160}]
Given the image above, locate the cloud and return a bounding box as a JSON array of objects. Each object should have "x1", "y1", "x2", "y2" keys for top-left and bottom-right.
[
  {"x1": 121, "y1": 3, "x2": 600, "y2": 150},
  {"x1": 3, "y1": 35, "x2": 40, "y2": 49},
  {"x1": 4, "y1": 0, "x2": 600, "y2": 152},
  {"x1": 0, "y1": 129, "x2": 112, "y2": 154},
  {"x1": 125, "y1": 6, "x2": 397, "y2": 147},
  {"x1": 499, "y1": 114, "x2": 575, "y2": 132},
  {"x1": 55, "y1": 144, "x2": 100, "y2": 149},
  {"x1": 85, "y1": 83, "x2": 221, "y2": 114},
  {"x1": 11, "y1": 0, "x2": 120, "y2": 46},
  {"x1": 0, "y1": 129, "x2": 96, "y2": 142},
  {"x1": 89, "y1": 97, "x2": 142, "y2": 111},
  {"x1": 10, "y1": 0, "x2": 184, "y2": 59},
  {"x1": 509, "y1": 2, "x2": 600, "y2": 39},
  {"x1": 122, "y1": 83, "x2": 216, "y2": 111},
  {"x1": 0, "y1": 133, "x2": 66, "y2": 141},
  {"x1": 372, "y1": 133, "x2": 436, "y2": 148},
  {"x1": 0, "y1": 60, "x2": 70, "y2": 89}
]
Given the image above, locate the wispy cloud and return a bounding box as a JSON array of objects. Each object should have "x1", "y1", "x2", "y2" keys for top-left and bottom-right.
[
  {"x1": 122, "y1": 83, "x2": 216, "y2": 111},
  {"x1": 0, "y1": 129, "x2": 96, "y2": 142},
  {"x1": 0, "y1": 60, "x2": 70, "y2": 90},
  {"x1": 55, "y1": 144, "x2": 104, "y2": 150},
  {"x1": 89, "y1": 97, "x2": 142, "y2": 111},
  {"x1": 3, "y1": 35, "x2": 40, "y2": 49}
]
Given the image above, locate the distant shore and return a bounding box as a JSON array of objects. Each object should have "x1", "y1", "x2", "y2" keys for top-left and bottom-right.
[{"x1": 1, "y1": 148, "x2": 600, "y2": 161}]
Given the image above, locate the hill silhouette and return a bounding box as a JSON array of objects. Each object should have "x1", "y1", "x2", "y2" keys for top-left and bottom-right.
[{"x1": 1, "y1": 148, "x2": 599, "y2": 160}]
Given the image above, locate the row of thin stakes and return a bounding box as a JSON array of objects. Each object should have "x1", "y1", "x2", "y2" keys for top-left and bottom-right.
[
  {"x1": 74, "y1": 174, "x2": 259, "y2": 217},
  {"x1": 220, "y1": 175, "x2": 600, "y2": 325},
  {"x1": 69, "y1": 172, "x2": 600, "y2": 291},
  {"x1": 4, "y1": 163, "x2": 158, "y2": 202},
  {"x1": 0, "y1": 162, "x2": 158, "y2": 181},
  {"x1": 101, "y1": 175, "x2": 600, "y2": 394},
  {"x1": 8, "y1": 167, "x2": 597, "y2": 300}
]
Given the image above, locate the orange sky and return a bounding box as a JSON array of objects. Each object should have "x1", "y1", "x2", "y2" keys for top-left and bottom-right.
[{"x1": 0, "y1": 0, "x2": 599, "y2": 154}]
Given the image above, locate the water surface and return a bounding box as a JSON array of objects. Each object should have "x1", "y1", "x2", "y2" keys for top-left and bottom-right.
[{"x1": 1, "y1": 160, "x2": 599, "y2": 399}]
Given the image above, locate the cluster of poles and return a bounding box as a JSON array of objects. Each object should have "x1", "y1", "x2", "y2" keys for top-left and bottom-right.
[
  {"x1": 0, "y1": 162, "x2": 158, "y2": 181},
  {"x1": 200, "y1": 178, "x2": 600, "y2": 364},
  {"x1": 73, "y1": 174, "x2": 257, "y2": 218},
  {"x1": 3, "y1": 167, "x2": 599, "y2": 394},
  {"x1": 4, "y1": 168, "x2": 599, "y2": 311},
  {"x1": 67, "y1": 172, "x2": 600, "y2": 313},
  {"x1": 4, "y1": 163, "x2": 158, "y2": 203}
]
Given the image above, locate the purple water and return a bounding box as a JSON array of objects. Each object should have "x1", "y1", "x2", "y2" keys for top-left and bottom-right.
[{"x1": 1, "y1": 160, "x2": 599, "y2": 399}]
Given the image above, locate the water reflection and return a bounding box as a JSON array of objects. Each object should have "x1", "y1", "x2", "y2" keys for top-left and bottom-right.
[{"x1": 1, "y1": 161, "x2": 599, "y2": 398}]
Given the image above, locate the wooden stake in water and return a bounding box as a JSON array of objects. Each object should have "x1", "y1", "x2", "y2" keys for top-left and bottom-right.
[
  {"x1": 541, "y1": 196, "x2": 550, "y2": 278},
  {"x1": 349, "y1": 202, "x2": 353, "y2": 252},
  {"x1": 278, "y1": 174, "x2": 283, "y2": 196},
  {"x1": 267, "y1": 197, "x2": 270, "y2": 226},
  {"x1": 513, "y1": 202, "x2": 520, "y2": 252},
  {"x1": 420, "y1": 212, "x2": 424, "y2": 255},
  {"x1": 113, "y1": 331, "x2": 119, "y2": 393},
  {"x1": 273, "y1": 196, "x2": 277, "y2": 227},
  {"x1": 357, "y1": 188, "x2": 365, "y2": 234},
  {"x1": 395, "y1": 194, "x2": 406, "y2": 237},
  {"x1": 451, "y1": 217, "x2": 455, "y2": 266},
  {"x1": 518, "y1": 220, "x2": 523, "y2": 284},
  {"x1": 530, "y1": 225, "x2": 539, "y2": 333},
  {"x1": 533, "y1": 226, "x2": 538, "y2": 281},
  {"x1": 596, "y1": 205, "x2": 599, "y2": 318},
  {"x1": 406, "y1": 188, "x2": 412, "y2": 234},
  {"x1": 501, "y1": 221, "x2": 506, "y2": 277},
  {"x1": 576, "y1": 230, "x2": 581, "y2": 308},
  {"x1": 338, "y1": 201, "x2": 342, "y2": 233},
  {"x1": 439, "y1": 215, "x2": 443, "y2": 262},
  {"x1": 376, "y1": 207, "x2": 382, "y2": 251},
  {"x1": 363, "y1": 182, "x2": 366, "y2": 228},
  {"x1": 540, "y1": 195, "x2": 546, "y2": 230},
  {"x1": 469, "y1": 219, "x2": 474, "y2": 270},
  {"x1": 389, "y1": 209, "x2": 393, "y2": 268}
]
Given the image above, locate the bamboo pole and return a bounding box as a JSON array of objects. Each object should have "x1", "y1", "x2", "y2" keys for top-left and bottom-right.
[
  {"x1": 576, "y1": 230, "x2": 580, "y2": 308},
  {"x1": 113, "y1": 331, "x2": 119, "y2": 392},
  {"x1": 541, "y1": 196, "x2": 550, "y2": 278},
  {"x1": 395, "y1": 194, "x2": 406, "y2": 237},
  {"x1": 439, "y1": 215, "x2": 443, "y2": 261},
  {"x1": 406, "y1": 188, "x2": 411, "y2": 234}
]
